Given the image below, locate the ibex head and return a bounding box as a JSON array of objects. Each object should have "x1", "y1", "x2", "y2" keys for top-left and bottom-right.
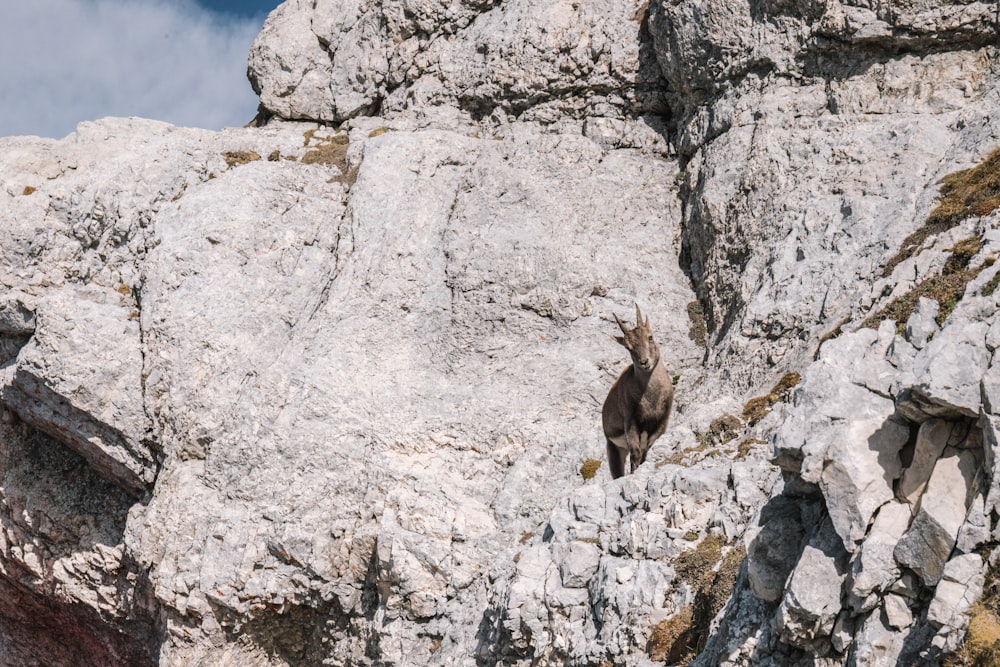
[{"x1": 613, "y1": 304, "x2": 660, "y2": 373}]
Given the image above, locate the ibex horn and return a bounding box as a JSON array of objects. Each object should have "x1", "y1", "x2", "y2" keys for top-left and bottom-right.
[
  {"x1": 614, "y1": 313, "x2": 629, "y2": 334},
  {"x1": 635, "y1": 303, "x2": 643, "y2": 327}
]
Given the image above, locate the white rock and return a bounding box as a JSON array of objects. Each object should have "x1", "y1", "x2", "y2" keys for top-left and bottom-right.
[
  {"x1": 905, "y1": 297, "x2": 939, "y2": 349},
  {"x1": 848, "y1": 501, "x2": 911, "y2": 607},
  {"x1": 894, "y1": 447, "x2": 982, "y2": 585},
  {"x1": 775, "y1": 518, "x2": 848, "y2": 649},
  {"x1": 927, "y1": 553, "x2": 984, "y2": 650},
  {"x1": 883, "y1": 593, "x2": 914, "y2": 630}
]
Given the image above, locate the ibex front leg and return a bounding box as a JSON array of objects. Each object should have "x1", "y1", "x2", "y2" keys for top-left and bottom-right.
[{"x1": 630, "y1": 431, "x2": 648, "y2": 474}]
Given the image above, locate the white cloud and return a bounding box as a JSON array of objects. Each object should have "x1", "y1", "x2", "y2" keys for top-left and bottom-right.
[{"x1": 0, "y1": 0, "x2": 265, "y2": 139}]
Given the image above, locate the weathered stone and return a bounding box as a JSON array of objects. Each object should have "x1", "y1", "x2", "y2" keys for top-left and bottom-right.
[
  {"x1": 883, "y1": 593, "x2": 914, "y2": 630},
  {"x1": 905, "y1": 297, "x2": 939, "y2": 349},
  {"x1": 895, "y1": 447, "x2": 981, "y2": 585},
  {"x1": 927, "y1": 553, "x2": 984, "y2": 652},
  {"x1": 0, "y1": 287, "x2": 155, "y2": 494},
  {"x1": 558, "y1": 542, "x2": 602, "y2": 589},
  {"x1": 848, "y1": 501, "x2": 911, "y2": 609},
  {"x1": 897, "y1": 419, "x2": 955, "y2": 506},
  {"x1": 776, "y1": 517, "x2": 849, "y2": 650},
  {"x1": 850, "y1": 608, "x2": 908, "y2": 667},
  {"x1": 911, "y1": 321, "x2": 990, "y2": 417},
  {"x1": 746, "y1": 496, "x2": 812, "y2": 603}
]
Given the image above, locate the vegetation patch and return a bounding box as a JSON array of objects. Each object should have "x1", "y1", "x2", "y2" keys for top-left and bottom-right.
[
  {"x1": 881, "y1": 147, "x2": 1000, "y2": 278},
  {"x1": 863, "y1": 236, "x2": 991, "y2": 333},
  {"x1": 267, "y1": 149, "x2": 281, "y2": 162},
  {"x1": 695, "y1": 414, "x2": 741, "y2": 450},
  {"x1": 222, "y1": 150, "x2": 261, "y2": 168},
  {"x1": 580, "y1": 458, "x2": 602, "y2": 480},
  {"x1": 686, "y1": 301, "x2": 707, "y2": 348},
  {"x1": 368, "y1": 127, "x2": 389, "y2": 138},
  {"x1": 21, "y1": 186, "x2": 36, "y2": 196},
  {"x1": 654, "y1": 536, "x2": 746, "y2": 663},
  {"x1": 982, "y1": 270, "x2": 1000, "y2": 297},
  {"x1": 648, "y1": 607, "x2": 694, "y2": 663},
  {"x1": 742, "y1": 372, "x2": 801, "y2": 426},
  {"x1": 736, "y1": 437, "x2": 767, "y2": 460},
  {"x1": 946, "y1": 560, "x2": 1000, "y2": 666}
]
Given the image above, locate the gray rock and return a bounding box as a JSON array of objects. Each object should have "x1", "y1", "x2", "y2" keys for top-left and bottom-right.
[
  {"x1": 905, "y1": 297, "x2": 939, "y2": 349},
  {"x1": 927, "y1": 553, "x2": 984, "y2": 651},
  {"x1": 746, "y1": 497, "x2": 813, "y2": 603},
  {"x1": 883, "y1": 593, "x2": 914, "y2": 631},
  {"x1": 0, "y1": 286, "x2": 155, "y2": 494},
  {"x1": 848, "y1": 501, "x2": 911, "y2": 609},
  {"x1": 897, "y1": 419, "x2": 956, "y2": 506},
  {"x1": 911, "y1": 320, "x2": 991, "y2": 417},
  {"x1": 850, "y1": 608, "x2": 908, "y2": 667},
  {"x1": 895, "y1": 447, "x2": 982, "y2": 586},
  {"x1": 558, "y1": 541, "x2": 602, "y2": 589},
  {"x1": 775, "y1": 517, "x2": 849, "y2": 650}
]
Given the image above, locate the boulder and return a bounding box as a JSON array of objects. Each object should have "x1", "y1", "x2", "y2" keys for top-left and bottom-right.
[
  {"x1": 775, "y1": 517, "x2": 849, "y2": 650},
  {"x1": 894, "y1": 447, "x2": 982, "y2": 585}
]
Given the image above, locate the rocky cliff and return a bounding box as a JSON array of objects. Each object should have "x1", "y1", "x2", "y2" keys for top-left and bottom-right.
[{"x1": 1, "y1": 0, "x2": 999, "y2": 665}]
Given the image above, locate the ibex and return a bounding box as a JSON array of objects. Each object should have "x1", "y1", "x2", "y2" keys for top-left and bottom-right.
[{"x1": 602, "y1": 305, "x2": 673, "y2": 478}]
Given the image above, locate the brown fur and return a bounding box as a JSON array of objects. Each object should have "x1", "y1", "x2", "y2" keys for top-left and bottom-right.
[{"x1": 602, "y1": 305, "x2": 674, "y2": 478}]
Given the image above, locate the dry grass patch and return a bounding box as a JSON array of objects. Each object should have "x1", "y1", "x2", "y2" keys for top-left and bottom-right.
[
  {"x1": 686, "y1": 301, "x2": 707, "y2": 348},
  {"x1": 648, "y1": 606, "x2": 694, "y2": 663},
  {"x1": 21, "y1": 186, "x2": 36, "y2": 196},
  {"x1": 863, "y1": 236, "x2": 992, "y2": 333},
  {"x1": 742, "y1": 372, "x2": 801, "y2": 426},
  {"x1": 222, "y1": 150, "x2": 261, "y2": 168},
  {"x1": 580, "y1": 458, "x2": 602, "y2": 480},
  {"x1": 653, "y1": 537, "x2": 746, "y2": 663},
  {"x1": 881, "y1": 147, "x2": 1000, "y2": 278}
]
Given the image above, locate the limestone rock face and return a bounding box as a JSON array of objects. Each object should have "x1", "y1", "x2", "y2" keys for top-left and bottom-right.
[
  {"x1": 248, "y1": 0, "x2": 668, "y2": 127},
  {"x1": 4, "y1": 0, "x2": 1000, "y2": 664}
]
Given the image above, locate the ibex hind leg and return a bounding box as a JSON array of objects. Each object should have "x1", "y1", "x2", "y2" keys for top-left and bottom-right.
[{"x1": 606, "y1": 439, "x2": 625, "y2": 479}]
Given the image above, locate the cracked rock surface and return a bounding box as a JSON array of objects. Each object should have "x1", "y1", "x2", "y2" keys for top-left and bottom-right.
[{"x1": 3, "y1": 0, "x2": 1000, "y2": 664}]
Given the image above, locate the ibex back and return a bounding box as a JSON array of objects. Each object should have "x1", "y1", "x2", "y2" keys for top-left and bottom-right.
[{"x1": 602, "y1": 305, "x2": 673, "y2": 478}]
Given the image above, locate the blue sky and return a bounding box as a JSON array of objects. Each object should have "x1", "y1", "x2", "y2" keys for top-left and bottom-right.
[{"x1": 0, "y1": 0, "x2": 284, "y2": 139}]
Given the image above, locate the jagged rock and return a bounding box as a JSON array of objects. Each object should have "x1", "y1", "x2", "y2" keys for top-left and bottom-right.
[
  {"x1": 746, "y1": 496, "x2": 816, "y2": 603},
  {"x1": 847, "y1": 501, "x2": 911, "y2": 610},
  {"x1": 897, "y1": 419, "x2": 958, "y2": 506},
  {"x1": 249, "y1": 0, "x2": 668, "y2": 125},
  {"x1": 883, "y1": 593, "x2": 914, "y2": 631},
  {"x1": 0, "y1": 286, "x2": 155, "y2": 494},
  {"x1": 905, "y1": 297, "x2": 939, "y2": 349},
  {"x1": 850, "y1": 608, "x2": 909, "y2": 667},
  {"x1": 911, "y1": 321, "x2": 991, "y2": 417},
  {"x1": 557, "y1": 541, "x2": 602, "y2": 589},
  {"x1": 894, "y1": 447, "x2": 982, "y2": 586},
  {"x1": 927, "y1": 553, "x2": 984, "y2": 652},
  {"x1": 5, "y1": 0, "x2": 1000, "y2": 661},
  {"x1": 775, "y1": 517, "x2": 849, "y2": 651},
  {"x1": 774, "y1": 331, "x2": 909, "y2": 551}
]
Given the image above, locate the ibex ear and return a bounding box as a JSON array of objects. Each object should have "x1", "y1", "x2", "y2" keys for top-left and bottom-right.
[{"x1": 612, "y1": 335, "x2": 627, "y2": 347}]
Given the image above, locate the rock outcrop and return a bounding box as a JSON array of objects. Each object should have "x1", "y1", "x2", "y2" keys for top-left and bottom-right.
[{"x1": 3, "y1": 0, "x2": 1000, "y2": 665}]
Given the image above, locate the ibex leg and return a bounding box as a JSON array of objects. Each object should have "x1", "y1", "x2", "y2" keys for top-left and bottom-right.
[{"x1": 606, "y1": 439, "x2": 625, "y2": 479}]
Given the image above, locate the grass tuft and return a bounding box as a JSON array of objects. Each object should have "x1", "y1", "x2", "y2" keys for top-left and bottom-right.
[
  {"x1": 21, "y1": 186, "x2": 36, "y2": 196},
  {"x1": 863, "y1": 235, "x2": 988, "y2": 333},
  {"x1": 882, "y1": 148, "x2": 1000, "y2": 278},
  {"x1": 222, "y1": 150, "x2": 261, "y2": 168},
  {"x1": 653, "y1": 536, "x2": 746, "y2": 664},
  {"x1": 580, "y1": 458, "x2": 602, "y2": 480},
  {"x1": 742, "y1": 372, "x2": 801, "y2": 426},
  {"x1": 687, "y1": 301, "x2": 708, "y2": 348}
]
